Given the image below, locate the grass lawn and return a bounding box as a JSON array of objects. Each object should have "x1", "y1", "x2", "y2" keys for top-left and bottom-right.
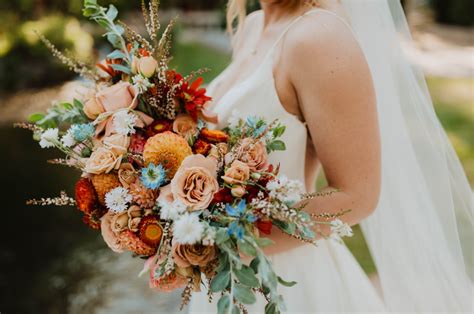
[{"x1": 174, "y1": 41, "x2": 474, "y2": 274}]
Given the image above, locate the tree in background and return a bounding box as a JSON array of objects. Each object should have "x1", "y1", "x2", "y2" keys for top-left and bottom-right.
[{"x1": 431, "y1": 0, "x2": 473, "y2": 26}]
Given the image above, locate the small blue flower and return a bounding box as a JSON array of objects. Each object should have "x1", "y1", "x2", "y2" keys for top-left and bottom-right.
[
  {"x1": 228, "y1": 221, "x2": 244, "y2": 240},
  {"x1": 246, "y1": 117, "x2": 266, "y2": 137},
  {"x1": 225, "y1": 199, "x2": 247, "y2": 217},
  {"x1": 140, "y1": 163, "x2": 167, "y2": 189},
  {"x1": 245, "y1": 213, "x2": 257, "y2": 223},
  {"x1": 70, "y1": 123, "x2": 95, "y2": 142}
]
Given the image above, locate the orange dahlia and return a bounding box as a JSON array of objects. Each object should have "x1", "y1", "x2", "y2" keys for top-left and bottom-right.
[
  {"x1": 143, "y1": 131, "x2": 192, "y2": 179},
  {"x1": 75, "y1": 177, "x2": 98, "y2": 214},
  {"x1": 91, "y1": 173, "x2": 121, "y2": 205},
  {"x1": 138, "y1": 216, "x2": 163, "y2": 246},
  {"x1": 118, "y1": 230, "x2": 157, "y2": 256}
]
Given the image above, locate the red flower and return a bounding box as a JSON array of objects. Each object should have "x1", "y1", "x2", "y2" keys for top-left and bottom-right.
[
  {"x1": 145, "y1": 119, "x2": 173, "y2": 137},
  {"x1": 129, "y1": 132, "x2": 147, "y2": 154},
  {"x1": 75, "y1": 178, "x2": 98, "y2": 214},
  {"x1": 96, "y1": 59, "x2": 122, "y2": 78},
  {"x1": 82, "y1": 207, "x2": 107, "y2": 230},
  {"x1": 256, "y1": 219, "x2": 273, "y2": 235},
  {"x1": 212, "y1": 188, "x2": 234, "y2": 205}
]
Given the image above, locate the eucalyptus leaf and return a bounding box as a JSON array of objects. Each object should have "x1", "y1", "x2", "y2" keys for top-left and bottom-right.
[
  {"x1": 217, "y1": 295, "x2": 230, "y2": 314},
  {"x1": 234, "y1": 266, "x2": 259, "y2": 288},
  {"x1": 107, "y1": 50, "x2": 127, "y2": 60},
  {"x1": 231, "y1": 305, "x2": 241, "y2": 314},
  {"x1": 106, "y1": 4, "x2": 118, "y2": 21},
  {"x1": 265, "y1": 302, "x2": 279, "y2": 314},
  {"x1": 216, "y1": 228, "x2": 230, "y2": 245},
  {"x1": 210, "y1": 270, "x2": 230, "y2": 292},
  {"x1": 255, "y1": 237, "x2": 275, "y2": 248},
  {"x1": 277, "y1": 276, "x2": 297, "y2": 287},
  {"x1": 107, "y1": 33, "x2": 123, "y2": 49},
  {"x1": 249, "y1": 256, "x2": 260, "y2": 274},
  {"x1": 234, "y1": 283, "x2": 257, "y2": 305},
  {"x1": 238, "y1": 240, "x2": 257, "y2": 257},
  {"x1": 109, "y1": 63, "x2": 131, "y2": 74}
]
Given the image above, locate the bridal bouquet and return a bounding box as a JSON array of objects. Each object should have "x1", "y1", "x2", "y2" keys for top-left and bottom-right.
[{"x1": 20, "y1": 1, "x2": 352, "y2": 313}]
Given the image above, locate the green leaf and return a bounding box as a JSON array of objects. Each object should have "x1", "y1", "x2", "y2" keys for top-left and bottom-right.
[
  {"x1": 272, "y1": 125, "x2": 286, "y2": 138},
  {"x1": 109, "y1": 63, "x2": 131, "y2": 74},
  {"x1": 277, "y1": 276, "x2": 297, "y2": 287},
  {"x1": 234, "y1": 266, "x2": 260, "y2": 288},
  {"x1": 107, "y1": 33, "x2": 123, "y2": 49},
  {"x1": 106, "y1": 4, "x2": 118, "y2": 21},
  {"x1": 265, "y1": 302, "x2": 279, "y2": 314},
  {"x1": 73, "y1": 98, "x2": 83, "y2": 109},
  {"x1": 217, "y1": 295, "x2": 230, "y2": 314},
  {"x1": 231, "y1": 305, "x2": 240, "y2": 314},
  {"x1": 216, "y1": 228, "x2": 230, "y2": 245},
  {"x1": 238, "y1": 240, "x2": 257, "y2": 257},
  {"x1": 249, "y1": 256, "x2": 260, "y2": 274},
  {"x1": 210, "y1": 270, "x2": 230, "y2": 292},
  {"x1": 107, "y1": 49, "x2": 128, "y2": 60},
  {"x1": 255, "y1": 237, "x2": 275, "y2": 248},
  {"x1": 28, "y1": 113, "x2": 45, "y2": 123},
  {"x1": 268, "y1": 140, "x2": 286, "y2": 152},
  {"x1": 273, "y1": 220, "x2": 295, "y2": 235},
  {"x1": 216, "y1": 253, "x2": 230, "y2": 273},
  {"x1": 234, "y1": 283, "x2": 257, "y2": 305}
]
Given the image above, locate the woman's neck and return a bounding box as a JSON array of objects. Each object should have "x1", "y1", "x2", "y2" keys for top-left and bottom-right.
[{"x1": 259, "y1": 1, "x2": 306, "y2": 29}]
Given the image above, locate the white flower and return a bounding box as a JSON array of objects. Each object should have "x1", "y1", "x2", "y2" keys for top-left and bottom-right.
[
  {"x1": 39, "y1": 128, "x2": 59, "y2": 148},
  {"x1": 227, "y1": 109, "x2": 241, "y2": 128},
  {"x1": 113, "y1": 110, "x2": 137, "y2": 135},
  {"x1": 132, "y1": 74, "x2": 154, "y2": 94},
  {"x1": 173, "y1": 213, "x2": 204, "y2": 245},
  {"x1": 330, "y1": 219, "x2": 353, "y2": 239},
  {"x1": 105, "y1": 187, "x2": 132, "y2": 213},
  {"x1": 202, "y1": 227, "x2": 217, "y2": 246},
  {"x1": 266, "y1": 176, "x2": 304, "y2": 205},
  {"x1": 159, "y1": 199, "x2": 187, "y2": 221},
  {"x1": 61, "y1": 130, "x2": 76, "y2": 147}
]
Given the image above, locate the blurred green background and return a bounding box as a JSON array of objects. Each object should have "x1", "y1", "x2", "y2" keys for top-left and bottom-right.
[{"x1": 0, "y1": 0, "x2": 472, "y2": 313}]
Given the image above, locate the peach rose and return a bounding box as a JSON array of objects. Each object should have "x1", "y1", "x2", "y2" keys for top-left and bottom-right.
[
  {"x1": 101, "y1": 212, "x2": 125, "y2": 253},
  {"x1": 97, "y1": 81, "x2": 138, "y2": 112},
  {"x1": 84, "y1": 97, "x2": 105, "y2": 120},
  {"x1": 222, "y1": 160, "x2": 250, "y2": 185},
  {"x1": 118, "y1": 163, "x2": 137, "y2": 188},
  {"x1": 111, "y1": 211, "x2": 129, "y2": 233},
  {"x1": 235, "y1": 138, "x2": 268, "y2": 172},
  {"x1": 103, "y1": 134, "x2": 130, "y2": 155},
  {"x1": 84, "y1": 147, "x2": 122, "y2": 174},
  {"x1": 171, "y1": 155, "x2": 218, "y2": 210},
  {"x1": 231, "y1": 185, "x2": 247, "y2": 198},
  {"x1": 172, "y1": 114, "x2": 198, "y2": 141},
  {"x1": 137, "y1": 56, "x2": 158, "y2": 78},
  {"x1": 172, "y1": 242, "x2": 217, "y2": 268}
]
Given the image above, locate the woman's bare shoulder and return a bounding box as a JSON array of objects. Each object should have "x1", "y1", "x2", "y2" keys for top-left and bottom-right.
[{"x1": 285, "y1": 10, "x2": 360, "y2": 60}]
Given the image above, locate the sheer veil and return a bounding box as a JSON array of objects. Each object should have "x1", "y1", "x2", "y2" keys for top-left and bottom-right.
[{"x1": 334, "y1": 0, "x2": 473, "y2": 312}]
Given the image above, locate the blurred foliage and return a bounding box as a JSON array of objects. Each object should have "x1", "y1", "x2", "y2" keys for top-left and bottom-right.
[
  {"x1": 430, "y1": 0, "x2": 474, "y2": 26},
  {"x1": 0, "y1": 13, "x2": 95, "y2": 91}
]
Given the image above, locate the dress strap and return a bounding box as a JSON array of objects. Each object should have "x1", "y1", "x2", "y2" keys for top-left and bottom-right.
[{"x1": 266, "y1": 8, "x2": 323, "y2": 54}]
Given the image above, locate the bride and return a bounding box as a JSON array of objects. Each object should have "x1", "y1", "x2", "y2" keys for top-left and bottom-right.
[{"x1": 190, "y1": 0, "x2": 473, "y2": 313}]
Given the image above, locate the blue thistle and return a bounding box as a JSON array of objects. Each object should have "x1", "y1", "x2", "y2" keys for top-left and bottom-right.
[
  {"x1": 70, "y1": 123, "x2": 95, "y2": 142},
  {"x1": 140, "y1": 163, "x2": 167, "y2": 189}
]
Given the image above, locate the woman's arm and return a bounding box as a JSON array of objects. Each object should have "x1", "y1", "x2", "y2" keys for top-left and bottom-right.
[{"x1": 264, "y1": 12, "x2": 381, "y2": 254}]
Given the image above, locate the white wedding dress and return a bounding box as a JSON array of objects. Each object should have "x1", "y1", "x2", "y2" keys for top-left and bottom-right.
[{"x1": 189, "y1": 9, "x2": 387, "y2": 313}]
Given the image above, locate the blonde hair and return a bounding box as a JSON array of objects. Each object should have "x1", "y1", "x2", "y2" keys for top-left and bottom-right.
[{"x1": 226, "y1": 0, "x2": 303, "y2": 38}]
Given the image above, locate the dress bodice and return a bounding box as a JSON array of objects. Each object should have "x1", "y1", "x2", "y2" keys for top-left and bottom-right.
[{"x1": 205, "y1": 11, "x2": 324, "y2": 184}]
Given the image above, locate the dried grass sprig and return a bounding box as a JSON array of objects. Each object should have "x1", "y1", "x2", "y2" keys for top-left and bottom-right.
[
  {"x1": 119, "y1": 20, "x2": 153, "y2": 52},
  {"x1": 35, "y1": 32, "x2": 98, "y2": 81},
  {"x1": 180, "y1": 277, "x2": 194, "y2": 310},
  {"x1": 13, "y1": 122, "x2": 42, "y2": 133},
  {"x1": 156, "y1": 17, "x2": 177, "y2": 61},
  {"x1": 26, "y1": 191, "x2": 76, "y2": 206},
  {"x1": 47, "y1": 158, "x2": 80, "y2": 168},
  {"x1": 301, "y1": 188, "x2": 341, "y2": 200},
  {"x1": 311, "y1": 208, "x2": 352, "y2": 220}
]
